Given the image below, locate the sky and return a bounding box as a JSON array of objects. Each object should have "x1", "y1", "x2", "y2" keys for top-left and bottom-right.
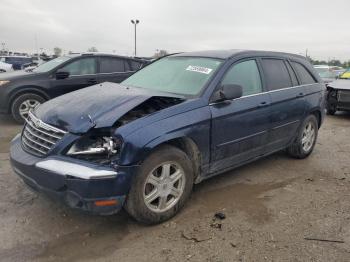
[{"x1": 1, "y1": 0, "x2": 349, "y2": 61}]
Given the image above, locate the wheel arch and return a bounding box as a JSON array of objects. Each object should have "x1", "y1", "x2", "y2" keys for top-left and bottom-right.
[
  {"x1": 138, "y1": 136, "x2": 202, "y2": 183},
  {"x1": 309, "y1": 109, "x2": 322, "y2": 129},
  {"x1": 8, "y1": 86, "x2": 50, "y2": 112}
]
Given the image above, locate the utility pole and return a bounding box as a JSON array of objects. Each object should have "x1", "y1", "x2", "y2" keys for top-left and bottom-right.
[{"x1": 131, "y1": 19, "x2": 140, "y2": 57}]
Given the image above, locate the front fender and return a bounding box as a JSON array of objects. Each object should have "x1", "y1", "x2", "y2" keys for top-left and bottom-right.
[{"x1": 117, "y1": 106, "x2": 212, "y2": 166}]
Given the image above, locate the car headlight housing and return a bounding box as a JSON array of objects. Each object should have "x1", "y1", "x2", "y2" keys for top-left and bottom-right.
[
  {"x1": 0, "y1": 80, "x2": 10, "y2": 86},
  {"x1": 66, "y1": 132, "x2": 122, "y2": 165}
]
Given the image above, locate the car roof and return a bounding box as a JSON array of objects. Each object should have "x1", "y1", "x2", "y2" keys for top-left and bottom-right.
[
  {"x1": 171, "y1": 49, "x2": 306, "y2": 60},
  {"x1": 65, "y1": 52, "x2": 148, "y2": 62}
]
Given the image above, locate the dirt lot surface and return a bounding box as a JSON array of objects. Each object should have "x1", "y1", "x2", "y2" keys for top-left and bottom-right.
[{"x1": 0, "y1": 113, "x2": 350, "y2": 262}]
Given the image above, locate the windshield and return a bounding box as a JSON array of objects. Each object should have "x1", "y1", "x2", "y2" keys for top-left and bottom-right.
[
  {"x1": 122, "y1": 56, "x2": 223, "y2": 96},
  {"x1": 33, "y1": 56, "x2": 72, "y2": 73}
]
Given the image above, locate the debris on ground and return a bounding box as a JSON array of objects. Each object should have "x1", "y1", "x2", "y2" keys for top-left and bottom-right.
[
  {"x1": 230, "y1": 242, "x2": 237, "y2": 248},
  {"x1": 181, "y1": 230, "x2": 211, "y2": 243},
  {"x1": 214, "y1": 212, "x2": 226, "y2": 220},
  {"x1": 210, "y1": 222, "x2": 222, "y2": 230},
  {"x1": 304, "y1": 237, "x2": 345, "y2": 243}
]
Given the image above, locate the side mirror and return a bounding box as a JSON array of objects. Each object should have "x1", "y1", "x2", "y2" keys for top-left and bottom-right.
[
  {"x1": 55, "y1": 69, "x2": 70, "y2": 80},
  {"x1": 212, "y1": 84, "x2": 243, "y2": 103}
]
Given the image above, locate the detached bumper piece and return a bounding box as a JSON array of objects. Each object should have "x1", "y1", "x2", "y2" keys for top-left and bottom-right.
[{"x1": 10, "y1": 135, "x2": 137, "y2": 215}]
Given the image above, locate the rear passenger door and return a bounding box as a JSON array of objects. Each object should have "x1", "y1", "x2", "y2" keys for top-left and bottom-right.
[
  {"x1": 260, "y1": 58, "x2": 306, "y2": 152},
  {"x1": 98, "y1": 57, "x2": 135, "y2": 83},
  {"x1": 210, "y1": 59, "x2": 271, "y2": 173}
]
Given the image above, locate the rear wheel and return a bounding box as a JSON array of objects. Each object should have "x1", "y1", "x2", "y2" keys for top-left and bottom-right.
[
  {"x1": 125, "y1": 145, "x2": 194, "y2": 224},
  {"x1": 287, "y1": 114, "x2": 318, "y2": 159},
  {"x1": 11, "y1": 93, "x2": 46, "y2": 123}
]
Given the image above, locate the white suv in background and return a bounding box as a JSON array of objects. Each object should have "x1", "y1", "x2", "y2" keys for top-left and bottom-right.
[{"x1": 0, "y1": 61, "x2": 14, "y2": 73}]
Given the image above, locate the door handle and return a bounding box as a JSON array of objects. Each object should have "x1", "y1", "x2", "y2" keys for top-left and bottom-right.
[
  {"x1": 296, "y1": 92, "x2": 304, "y2": 98},
  {"x1": 257, "y1": 101, "x2": 270, "y2": 108},
  {"x1": 87, "y1": 78, "x2": 97, "y2": 84}
]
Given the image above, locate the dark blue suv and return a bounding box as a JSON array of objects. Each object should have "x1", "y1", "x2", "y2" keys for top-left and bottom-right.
[{"x1": 10, "y1": 50, "x2": 326, "y2": 224}]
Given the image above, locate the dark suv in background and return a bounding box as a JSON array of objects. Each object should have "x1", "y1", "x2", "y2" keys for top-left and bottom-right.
[{"x1": 0, "y1": 53, "x2": 149, "y2": 122}]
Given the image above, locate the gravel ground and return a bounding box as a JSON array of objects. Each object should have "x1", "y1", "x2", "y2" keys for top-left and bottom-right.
[{"x1": 0, "y1": 113, "x2": 349, "y2": 262}]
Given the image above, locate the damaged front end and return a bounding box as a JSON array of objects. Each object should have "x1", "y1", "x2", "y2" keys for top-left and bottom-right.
[
  {"x1": 115, "y1": 96, "x2": 184, "y2": 127},
  {"x1": 66, "y1": 128, "x2": 122, "y2": 165},
  {"x1": 65, "y1": 96, "x2": 184, "y2": 165}
]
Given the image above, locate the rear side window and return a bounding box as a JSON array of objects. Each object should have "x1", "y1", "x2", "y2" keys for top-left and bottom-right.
[
  {"x1": 261, "y1": 59, "x2": 292, "y2": 91},
  {"x1": 130, "y1": 60, "x2": 142, "y2": 71},
  {"x1": 221, "y1": 60, "x2": 262, "y2": 96},
  {"x1": 291, "y1": 62, "x2": 316, "y2": 85},
  {"x1": 100, "y1": 57, "x2": 125, "y2": 73}
]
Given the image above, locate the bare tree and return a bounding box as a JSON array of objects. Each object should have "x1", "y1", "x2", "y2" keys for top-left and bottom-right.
[
  {"x1": 153, "y1": 49, "x2": 168, "y2": 58},
  {"x1": 87, "y1": 47, "x2": 98, "y2": 52}
]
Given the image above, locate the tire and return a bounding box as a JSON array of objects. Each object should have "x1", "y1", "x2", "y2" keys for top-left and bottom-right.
[
  {"x1": 287, "y1": 114, "x2": 318, "y2": 159},
  {"x1": 125, "y1": 145, "x2": 194, "y2": 224},
  {"x1": 327, "y1": 108, "x2": 336, "y2": 115},
  {"x1": 11, "y1": 93, "x2": 46, "y2": 124}
]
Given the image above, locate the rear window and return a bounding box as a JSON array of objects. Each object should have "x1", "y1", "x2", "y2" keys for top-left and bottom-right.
[
  {"x1": 291, "y1": 62, "x2": 317, "y2": 85},
  {"x1": 261, "y1": 59, "x2": 293, "y2": 91},
  {"x1": 100, "y1": 57, "x2": 125, "y2": 73}
]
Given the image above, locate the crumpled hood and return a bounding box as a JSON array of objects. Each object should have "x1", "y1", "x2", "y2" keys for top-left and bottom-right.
[{"x1": 35, "y1": 82, "x2": 183, "y2": 134}]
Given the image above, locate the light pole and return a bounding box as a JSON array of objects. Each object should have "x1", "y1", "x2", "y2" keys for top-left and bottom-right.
[{"x1": 131, "y1": 19, "x2": 139, "y2": 57}]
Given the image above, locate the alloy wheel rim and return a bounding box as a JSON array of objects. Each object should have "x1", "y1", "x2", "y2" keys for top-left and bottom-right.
[
  {"x1": 143, "y1": 161, "x2": 186, "y2": 213},
  {"x1": 301, "y1": 122, "x2": 315, "y2": 152},
  {"x1": 19, "y1": 99, "x2": 41, "y2": 119}
]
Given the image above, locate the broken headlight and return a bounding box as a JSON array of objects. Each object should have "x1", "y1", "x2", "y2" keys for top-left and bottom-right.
[{"x1": 66, "y1": 135, "x2": 122, "y2": 164}]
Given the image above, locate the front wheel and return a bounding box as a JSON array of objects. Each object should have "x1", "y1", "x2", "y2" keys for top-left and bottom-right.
[
  {"x1": 287, "y1": 114, "x2": 318, "y2": 159},
  {"x1": 11, "y1": 93, "x2": 46, "y2": 123},
  {"x1": 125, "y1": 145, "x2": 194, "y2": 224}
]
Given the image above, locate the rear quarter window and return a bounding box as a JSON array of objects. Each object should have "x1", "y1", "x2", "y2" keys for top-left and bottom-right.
[
  {"x1": 291, "y1": 62, "x2": 317, "y2": 85},
  {"x1": 100, "y1": 57, "x2": 125, "y2": 73},
  {"x1": 130, "y1": 60, "x2": 142, "y2": 71}
]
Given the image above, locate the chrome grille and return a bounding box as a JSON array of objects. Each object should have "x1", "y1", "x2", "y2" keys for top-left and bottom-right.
[
  {"x1": 338, "y1": 90, "x2": 350, "y2": 103},
  {"x1": 21, "y1": 111, "x2": 67, "y2": 156}
]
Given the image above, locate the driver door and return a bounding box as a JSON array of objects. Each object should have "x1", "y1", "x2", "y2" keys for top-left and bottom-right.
[
  {"x1": 209, "y1": 59, "x2": 271, "y2": 174},
  {"x1": 49, "y1": 57, "x2": 98, "y2": 98}
]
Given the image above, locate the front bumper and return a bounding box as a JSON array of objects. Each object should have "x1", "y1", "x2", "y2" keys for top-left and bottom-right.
[{"x1": 10, "y1": 135, "x2": 138, "y2": 215}]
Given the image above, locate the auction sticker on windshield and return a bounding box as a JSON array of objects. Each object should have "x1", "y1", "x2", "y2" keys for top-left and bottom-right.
[{"x1": 186, "y1": 65, "x2": 213, "y2": 74}]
